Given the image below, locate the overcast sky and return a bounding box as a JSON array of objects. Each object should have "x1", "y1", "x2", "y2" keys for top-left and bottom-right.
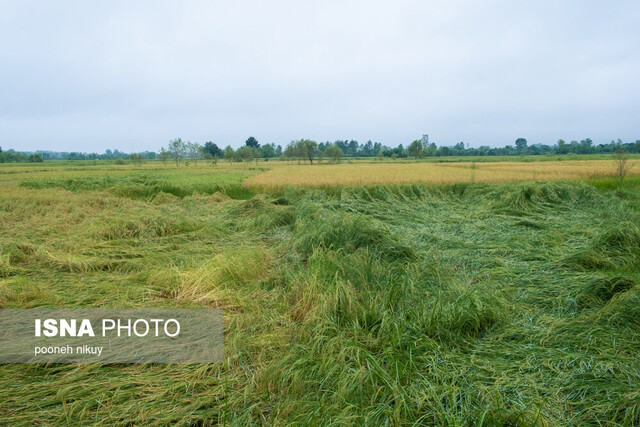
[{"x1": 2, "y1": 1, "x2": 639, "y2": 153}]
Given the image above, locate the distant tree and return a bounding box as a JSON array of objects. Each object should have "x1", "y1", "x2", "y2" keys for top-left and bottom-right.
[
  {"x1": 261, "y1": 143, "x2": 275, "y2": 158},
  {"x1": 223, "y1": 146, "x2": 235, "y2": 163},
  {"x1": 284, "y1": 143, "x2": 300, "y2": 163},
  {"x1": 362, "y1": 140, "x2": 374, "y2": 156},
  {"x1": 579, "y1": 138, "x2": 593, "y2": 154},
  {"x1": 556, "y1": 139, "x2": 569, "y2": 155},
  {"x1": 515, "y1": 138, "x2": 528, "y2": 152},
  {"x1": 345, "y1": 140, "x2": 358, "y2": 157},
  {"x1": 68, "y1": 152, "x2": 86, "y2": 161},
  {"x1": 187, "y1": 142, "x2": 202, "y2": 166},
  {"x1": 203, "y1": 152, "x2": 217, "y2": 166},
  {"x1": 325, "y1": 144, "x2": 343, "y2": 164},
  {"x1": 237, "y1": 146, "x2": 253, "y2": 162},
  {"x1": 159, "y1": 148, "x2": 170, "y2": 165},
  {"x1": 397, "y1": 144, "x2": 406, "y2": 158},
  {"x1": 613, "y1": 145, "x2": 632, "y2": 184},
  {"x1": 27, "y1": 153, "x2": 43, "y2": 163},
  {"x1": 245, "y1": 136, "x2": 260, "y2": 148},
  {"x1": 203, "y1": 141, "x2": 222, "y2": 158},
  {"x1": 408, "y1": 140, "x2": 424, "y2": 158},
  {"x1": 300, "y1": 139, "x2": 318, "y2": 164},
  {"x1": 0, "y1": 149, "x2": 24, "y2": 162},
  {"x1": 334, "y1": 140, "x2": 347, "y2": 154},
  {"x1": 129, "y1": 153, "x2": 143, "y2": 165},
  {"x1": 167, "y1": 138, "x2": 186, "y2": 167},
  {"x1": 275, "y1": 145, "x2": 283, "y2": 157},
  {"x1": 246, "y1": 147, "x2": 259, "y2": 163},
  {"x1": 283, "y1": 140, "x2": 316, "y2": 164}
]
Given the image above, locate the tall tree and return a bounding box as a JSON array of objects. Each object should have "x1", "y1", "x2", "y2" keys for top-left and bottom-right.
[
  {"x1": 237, "y1": 146, "x2": 253, "y2": 162},
  {"x1": 284, "y1": 143, "x2": 300, "y2": 163},
  {"x1": 261, "y1": 143, "x2": 275, "y2": 158},
  {"x1": 325, "y1": 144, "x2": 343, "y2": 163},
  {"x1": 515, "y1": 138, "x2": 528, "y2": 152},
  {"x1": 159, "y1": 148, "x2": 170, "y2": 165},
  {"x1": 296, "y1": 139, "x2": 318, "y2": 164},
  {"x1": 187, "y1": 142, "x2": 202, "y2": 165},
  {"x1": 245, "y1": 136, "x2": 260, "y2": 148},
  {"x1": 203, "y1": 141, "x2": 222, "y2": 158},
  {"x1": 556, "y1": 139, "x2": 569, "y2": 155},
  {"x1": 579, "y1": 138, "x2": 593, "y2": 154},
  {"x1": 408, "y1": 140, "x2": 424, "y2": 158},
  {"x1": 167, "y1": 138, "x2": 186, "y2": 167},
  {"x1": 346, "y1": 140, "x2": 359, "y2": 157},
  {"x1": 223, "y1": 146, "x2": 235, "y2": 163}
]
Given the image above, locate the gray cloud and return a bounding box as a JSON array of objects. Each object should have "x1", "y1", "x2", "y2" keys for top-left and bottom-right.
[{"x1": 1, "y1": 0, "x2": 639, "y2": 152}]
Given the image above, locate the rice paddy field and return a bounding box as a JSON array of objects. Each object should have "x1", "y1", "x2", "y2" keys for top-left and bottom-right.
[
  {"x1": 1, "y1": 158, "x2": 640, "y2": 425},
  {"x1": 245, "y1": 158, "x2": 640, "y2": 189}
]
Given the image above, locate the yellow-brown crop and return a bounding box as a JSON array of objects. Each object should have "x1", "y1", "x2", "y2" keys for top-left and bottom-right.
[{"x1": 244, "y1": 159, "x2": 640, "y2": 189}]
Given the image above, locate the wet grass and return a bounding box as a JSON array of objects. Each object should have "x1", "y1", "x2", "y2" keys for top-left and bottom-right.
[{"x1": 1, "y1": 163, "x2": 639, "y2": 425}]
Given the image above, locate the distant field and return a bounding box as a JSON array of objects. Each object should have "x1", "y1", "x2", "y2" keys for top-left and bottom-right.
[
  {"x1": 245, "y1": 159, "x2": 640, "y2": 189},
  {"x1": 3, "y1": 156, "x2": 639, "y2": 193},
  {"x1": 1, "y1": 159, "x2": 640, "y2": 425}
]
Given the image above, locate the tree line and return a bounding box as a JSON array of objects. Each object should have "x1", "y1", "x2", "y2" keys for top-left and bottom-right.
[
  {"x1": 158, "y1": 136, "x2": 640, "y2": 166},
  {"x1": 0, "y1": 148, "x2": 44, "y2": 163},
  {"x1": 2, "y1": 136, "x2": 640, "y2": 164},
  {"x1": 0, "y1": 147, "x2": 157, "y2": 163}
]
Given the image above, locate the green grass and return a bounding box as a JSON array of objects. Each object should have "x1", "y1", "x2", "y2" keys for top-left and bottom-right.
[
  {"x1": 17, "y1": 167, "x2": 256, "y2": 200},
  {"x1": 1, "y1": 163, "x2": 640, "y2": 425}
]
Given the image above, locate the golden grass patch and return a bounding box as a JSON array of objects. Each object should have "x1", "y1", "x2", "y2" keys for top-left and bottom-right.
[{"x1": 244, "y1": 159, "x2": 640, "y2": 189}]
